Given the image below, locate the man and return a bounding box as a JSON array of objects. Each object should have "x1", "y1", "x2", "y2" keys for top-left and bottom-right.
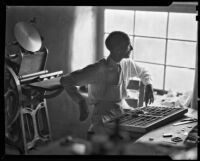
[{"x1": 60, "y1": 31, "x2": 154, "y2": 135}]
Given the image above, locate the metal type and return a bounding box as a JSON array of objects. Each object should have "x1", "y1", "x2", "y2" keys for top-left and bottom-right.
[
  {"x1": 105, "y1": 106, "x2": 188, "y2": 133},
  {"x1": 171, "y1": 137, "x2": 183, "y2": 142}
]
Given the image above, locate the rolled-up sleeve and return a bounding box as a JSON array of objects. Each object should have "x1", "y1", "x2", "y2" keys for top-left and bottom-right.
[
  {"x1": 60, "y1": 62, "x2": 102, "y2": 103},
  {"x1": 129, "y1": 59, "x2": 153, "y2": 85}
]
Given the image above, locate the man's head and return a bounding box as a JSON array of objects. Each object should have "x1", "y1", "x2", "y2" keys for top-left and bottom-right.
[{"x1": 105, "y1": 31, "x2": 133, "y2": 61}]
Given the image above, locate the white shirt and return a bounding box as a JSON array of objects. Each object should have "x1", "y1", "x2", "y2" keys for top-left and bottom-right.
[
  {"x1": 60, "y1": 57, "x2": 152, "y2": 104},
  {"x1": 60, "y1": 57, "x2": 153, "y2": 124}
]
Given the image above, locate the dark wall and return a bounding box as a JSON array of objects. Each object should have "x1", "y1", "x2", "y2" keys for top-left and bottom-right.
[{"x1": 6, "y1": 6, "x2": 97, "y2": 140}]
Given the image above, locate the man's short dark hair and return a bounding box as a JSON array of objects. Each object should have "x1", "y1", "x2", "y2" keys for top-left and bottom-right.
[{"x1": 105, "y1": 31, "x2": 130, "y2": 51}]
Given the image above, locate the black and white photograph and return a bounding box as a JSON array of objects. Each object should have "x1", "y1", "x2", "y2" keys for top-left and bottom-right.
[{"x1": 3, "y1": 1, "x2": 199, "y2": 160}]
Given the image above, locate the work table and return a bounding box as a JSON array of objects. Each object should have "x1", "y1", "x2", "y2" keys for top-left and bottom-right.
[
  {"x1": 28, "y1": 89, "x2": 198, "y2": 157},
  {"x1": 28, "y1": 108, "x2": 197, "y2": 158},
  {"x1": 136, "y1": 108, "x2": 197, "y2": 147}
]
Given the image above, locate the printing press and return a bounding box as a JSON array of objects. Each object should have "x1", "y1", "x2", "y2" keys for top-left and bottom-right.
[{"x1": 4, "y1": 21, "x2": 63, "y2": 154}]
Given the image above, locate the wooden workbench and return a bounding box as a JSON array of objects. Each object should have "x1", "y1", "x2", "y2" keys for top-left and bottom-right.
[
  {"x1": 28, "y1": 108, "x2": 197, "y2": 157},
  {"x1": 135, "y1": 108, "x2": 197, "y2": 147}
]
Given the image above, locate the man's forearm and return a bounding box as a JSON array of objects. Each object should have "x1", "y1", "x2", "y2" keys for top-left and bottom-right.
[
  {"x1": 60, "y1": 76, "x2": 84, "y2": 103},
  {"x1": 131, "y1": 60, "x2": 152, "y2": 86}
]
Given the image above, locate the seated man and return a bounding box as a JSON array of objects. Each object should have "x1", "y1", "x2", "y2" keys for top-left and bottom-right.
[{"x1": 60, "y1": 31, "x2": 154, "y2": 136}]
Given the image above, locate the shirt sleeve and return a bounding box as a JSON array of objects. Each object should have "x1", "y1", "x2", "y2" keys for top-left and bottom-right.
[
  {"x1": 129, "y1": 59, "x2": 153, "y2": 86},
  {"x1": 60, "y1": 62, "x2": 102, "y2": 103}
]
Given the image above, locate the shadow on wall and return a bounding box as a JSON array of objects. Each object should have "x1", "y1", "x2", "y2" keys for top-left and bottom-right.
[
  {"x1": 5, "y1": 6, "x2": 97, "y2": 140},
  {"x1": 6, "y1": 6, "x2": 76, "y2": 73}
]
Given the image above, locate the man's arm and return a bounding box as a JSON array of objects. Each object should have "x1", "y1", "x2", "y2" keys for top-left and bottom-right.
[
  {"x1": 60, "y1": 62, "x2": 102, "y2": 121},
  {"x1": 129, "y1": 59, "x2": 152, "y2": 86},
  {"x1": 60, "y1": 63, "x2": 101, "y2": 102},
  {"x1": 129, "y1": 59, "x2": 154, "y2": 106}
]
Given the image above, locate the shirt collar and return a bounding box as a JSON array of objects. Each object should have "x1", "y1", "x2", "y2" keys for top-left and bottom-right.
[{"x1": 107, "y1": 56, "x2": 121, "y2": 68}]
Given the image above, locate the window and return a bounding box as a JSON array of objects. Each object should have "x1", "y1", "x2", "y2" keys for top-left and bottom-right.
[
  {"x1": 134, "y1": 37, "x2": 166, "y2": 64},
  {"x1": 135, "y1": 11, "x2": 168, "y2": 38},
  {"x1": 168, "y1": 13, "x2": 197, "y2": 41},
  {"x1": 104, "y1": 9, "x2": 134, "y2": 35},
  {"x1": 104, "y1": 9, "x2": 197, "y2": 93}
]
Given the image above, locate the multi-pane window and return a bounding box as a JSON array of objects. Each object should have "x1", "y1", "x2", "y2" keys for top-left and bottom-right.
[{"x1": 104, "y1": 9, "x2": 197, "y2": 93}]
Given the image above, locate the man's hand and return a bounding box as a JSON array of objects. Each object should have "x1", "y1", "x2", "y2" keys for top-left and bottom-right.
[
  {"x1": 78, "y1": 99, "x2": 89, "y2": 121},
  {"x1": 144, "y1": 84, "x2": 154, "y2": 107}
]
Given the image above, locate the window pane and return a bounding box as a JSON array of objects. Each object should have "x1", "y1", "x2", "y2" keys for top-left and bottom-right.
[
  {"x1": 136, "y1": 62, "x2": 164, "y2": 90},
  {"x1": 135, "y1": 11, "x2": 168, "y2": 38},
  {"x1": 104, "y1": 9, "x2": 134, "y2": 35},
  {"x1": 167, "y1": 40, "x2": 197, "y2": 68},
  {"x1": 134, "y1": 37, "x2": 166, "y2": 64},
  {"x1": 165, "y1": 67, "x2": 195, "y2": 93},
  {"x1": 168, "y1": 13, "x2": 197, "y2": 41},
  {"x1": 104, "y1": 34, "x2": 134, "y2": 57}
]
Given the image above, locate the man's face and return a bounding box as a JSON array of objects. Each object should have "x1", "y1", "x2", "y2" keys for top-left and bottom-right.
[
  {"x1": 109, "y1": 34, "x2": 133, "y2": 61},
  {"x1": 120, "y1": 40, "x2": 133, "y2": 59}
]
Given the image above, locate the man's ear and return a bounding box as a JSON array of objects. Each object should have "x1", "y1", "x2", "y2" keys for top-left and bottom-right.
[
  {"x1": 112, "y1": 48, "x2": 121, "y2": 55},
  {"x1": 113, "y1": 44, "x2": 124, "y2": 53}
]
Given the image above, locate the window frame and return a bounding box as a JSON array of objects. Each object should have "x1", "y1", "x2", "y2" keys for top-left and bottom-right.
[{"x1": 101, "y1": 4, "x2": 197, "y2": 93}]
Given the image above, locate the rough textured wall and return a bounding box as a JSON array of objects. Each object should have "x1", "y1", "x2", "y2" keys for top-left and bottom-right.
[
  {"x1": 5, "y1": 6, "x2": 97, "y2": 140},
  {"x1": 72, "y1": 6, "x2": 96, "y2": 71}
]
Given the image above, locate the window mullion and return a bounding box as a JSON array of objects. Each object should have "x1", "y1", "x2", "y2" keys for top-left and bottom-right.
[
  {"x1": 132, "y1": 10, "x2": 136, "y2": 60},
  {"x1": 163, "y1": 12, "x2": 170, "y2": 91}
]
